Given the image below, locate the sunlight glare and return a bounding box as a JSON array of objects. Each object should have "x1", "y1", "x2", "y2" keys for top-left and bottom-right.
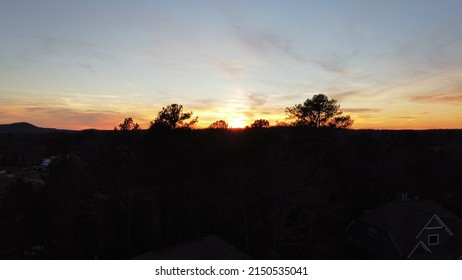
[{"x1": 229, "y1": 117, "x2": 247, "y2": 128}]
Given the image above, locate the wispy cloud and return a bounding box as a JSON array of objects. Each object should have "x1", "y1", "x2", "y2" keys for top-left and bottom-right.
[
  {"x1": 248, "y1": 93, "x2": 268, "y2": 107},
  {"x1": 37, "y1": 35, "x2": 95, "y2": 53},
  {"x1": 410, "y1": 94, "x2": 462, "y2": 105},
  {"x1": 0, "y1": 87, "x2": 154, "y2": 129},
  {"x1": 393, "y1": 116, "x2": 414, "y2": 119},
  {"x1": 316, "y1": 51, "x2": 359, "y2": 74},
  {"x1": 0, "y1": 104, "x2": 121, "y2": 129},
  {"x1": 212, "y1": 59, "x2": 250, "y2": 80},
  {"x1": 232, "y1": 24, "x2": 358, "y2": 75},
  {"x1": 270, "y1": 93, "x2": 317, "y2": 101},
  {"x1": 28, "y1": 106, "x2": 122, "y2": 128},
  {"x1": 233, "y1": 25, "x2": 292, "y2": 57},
  {"x1": 76, "y1": 63, "x2": 95, "y2": 73},
  {"x1": 330, "y1": 90, "x2": 364, "y2": 101},
  {"x1": 433, "y1": 34, "x2": 462, "y2": 51},
  {"x1": 351, "y1": 22, "x2": 370, "y2": 34},
  {"x1": 343, "y1": 108, "x2": 381, "y2": 113}
]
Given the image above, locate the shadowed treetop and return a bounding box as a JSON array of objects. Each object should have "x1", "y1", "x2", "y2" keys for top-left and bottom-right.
[
  {"x1": 250, "y1": 119, "x2": 270, "y2": 128},
  {"x1": 117, "y1": 117, "x2": 140, "y2": 131},
  {"x1": 209, "y1": 120, "x2": 228, "y2": 130},
  {"x1": 285, "y1": 94, "x2": 353, "y2": 128},
  {"x1": 149, "y1": 104, "x2": 198, "y2": 130}
]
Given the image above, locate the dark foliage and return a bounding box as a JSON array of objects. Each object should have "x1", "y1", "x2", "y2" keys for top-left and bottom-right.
[
  {"x1": 1, "y1": 128, "x2": 461, "y2": 259},
  {"x1": 149, "y1": 104, "x2": 198, "y2": 131},
  {"x1": 286, "y1": 94, "x2": 353, "y2": 128},
  {"x1": 250, "y1": 119, "x2": 270, "y2": 128},
  {"x1": 209, "y1": 120, "x2": 228, "y2": 130},
  {"x1": 117, "y1": 117, "x2": 140, "y2": 131}
]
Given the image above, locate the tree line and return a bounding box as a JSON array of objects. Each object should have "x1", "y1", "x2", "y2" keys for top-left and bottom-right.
[
  {"x1": 116, "y1": 94, "x2": 353, "y2": 131},
  {"x1": 2, "y1": 102, "x2": 461, "y2": 260}
]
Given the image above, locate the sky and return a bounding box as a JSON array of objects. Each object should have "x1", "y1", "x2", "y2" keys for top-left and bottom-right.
[{"x1": 1, "y1": 0, "x2": 462, "y2": 129}]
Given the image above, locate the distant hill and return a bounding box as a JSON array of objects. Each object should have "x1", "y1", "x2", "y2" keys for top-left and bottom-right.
[{"x1": 0, "y1": 122, "x2": 72, "y2": 134}]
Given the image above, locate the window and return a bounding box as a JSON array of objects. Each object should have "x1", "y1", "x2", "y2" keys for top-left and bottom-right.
[
  {"x1": 368, "y1": 226, "x2": 377, "y2": 238},
  {"x1": 401, "y1": 193, "x2": 408, "y2": 201},
  {"x1": 428, "y1": 234, "x2": 439, "y2": 245}
]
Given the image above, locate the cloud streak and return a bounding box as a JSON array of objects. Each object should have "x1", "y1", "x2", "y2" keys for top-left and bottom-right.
[
  {"x1": 231, "y1": 23, "x2": 359, "y2": 75},
  {"x1": 233, "y1": 25, "x2": 292, "y2": 56},
  {"x1": 23, "y1": 106, "x2": 121, "y2": 129},
  {"x1": 248, "y1": 93, "x2": 268, "y2": 107},
  {"x1": 343, "y1": 108, "x2": 381, "y2": 113},
  {"x1": 410, "y1": 94, "x2": 462, "y2": 105},
  {"x1": 212, "y1": 59, "x2": 250, "y2": 80}
]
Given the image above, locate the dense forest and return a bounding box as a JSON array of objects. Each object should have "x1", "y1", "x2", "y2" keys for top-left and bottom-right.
[{"x1": 0, "y1": 127, "x2": 462, "y2": 259}]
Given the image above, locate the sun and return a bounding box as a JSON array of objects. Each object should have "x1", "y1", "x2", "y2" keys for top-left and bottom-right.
[{"x1": 228, "y1": 117, "x2": 247, "y2": 128}]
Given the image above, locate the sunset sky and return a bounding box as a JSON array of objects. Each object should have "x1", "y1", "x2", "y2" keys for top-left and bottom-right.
[{"x1": 1, "y1": 0, "x2": 462, "y2": 129}]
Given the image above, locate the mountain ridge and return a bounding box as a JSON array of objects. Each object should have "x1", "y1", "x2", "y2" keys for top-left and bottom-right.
[{"x1": 0, "y1": 122, "x2": 73, "y2": 134}]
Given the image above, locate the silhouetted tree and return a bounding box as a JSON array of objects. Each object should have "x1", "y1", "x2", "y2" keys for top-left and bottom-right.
[
  {"x1": 149, "y1": 104, "x2": 198, "y2": 130},
  {"x1": 285, "y1": 94, "x2": 353, "y2": 128},
  {"x1": 250, "y1": 119, "x2": 270, "y2": 128},
  {"x1": 275, "y1": 121, "x2": 291, "y2": 127},
  {"x1": 117, "y1": 117, "x2": 140, "y2": 131},
  {"x1": 209, "y1": 120, "x2": 228, "y2": 130}
]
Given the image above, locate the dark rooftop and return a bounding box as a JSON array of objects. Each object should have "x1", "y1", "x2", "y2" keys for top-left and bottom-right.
[{"x1": 132, "y1": 235, "x2": 250, "y2": 260}]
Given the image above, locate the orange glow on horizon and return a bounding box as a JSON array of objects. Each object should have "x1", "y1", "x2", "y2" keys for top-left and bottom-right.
[
  {"x1": 1, "y1": 105, "x2": 461, "y2": 131},
  {"x1": 33, "y1": 116, "x2": 462, "y2": 131},
  {"x1": 8, "y1": 118, "x2": 462, "y2": 131}
]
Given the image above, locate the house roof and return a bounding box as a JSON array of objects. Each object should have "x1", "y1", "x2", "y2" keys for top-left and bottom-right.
[
  {"x1": 410, "y1": 236, "x2": 462, "y2": 260},
  {"x1": 353, "y1": 199, "x2": 462, "y2": 258},
  {"x1": 132, "y1": 235, "x2": 250, "y2": 260}
]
